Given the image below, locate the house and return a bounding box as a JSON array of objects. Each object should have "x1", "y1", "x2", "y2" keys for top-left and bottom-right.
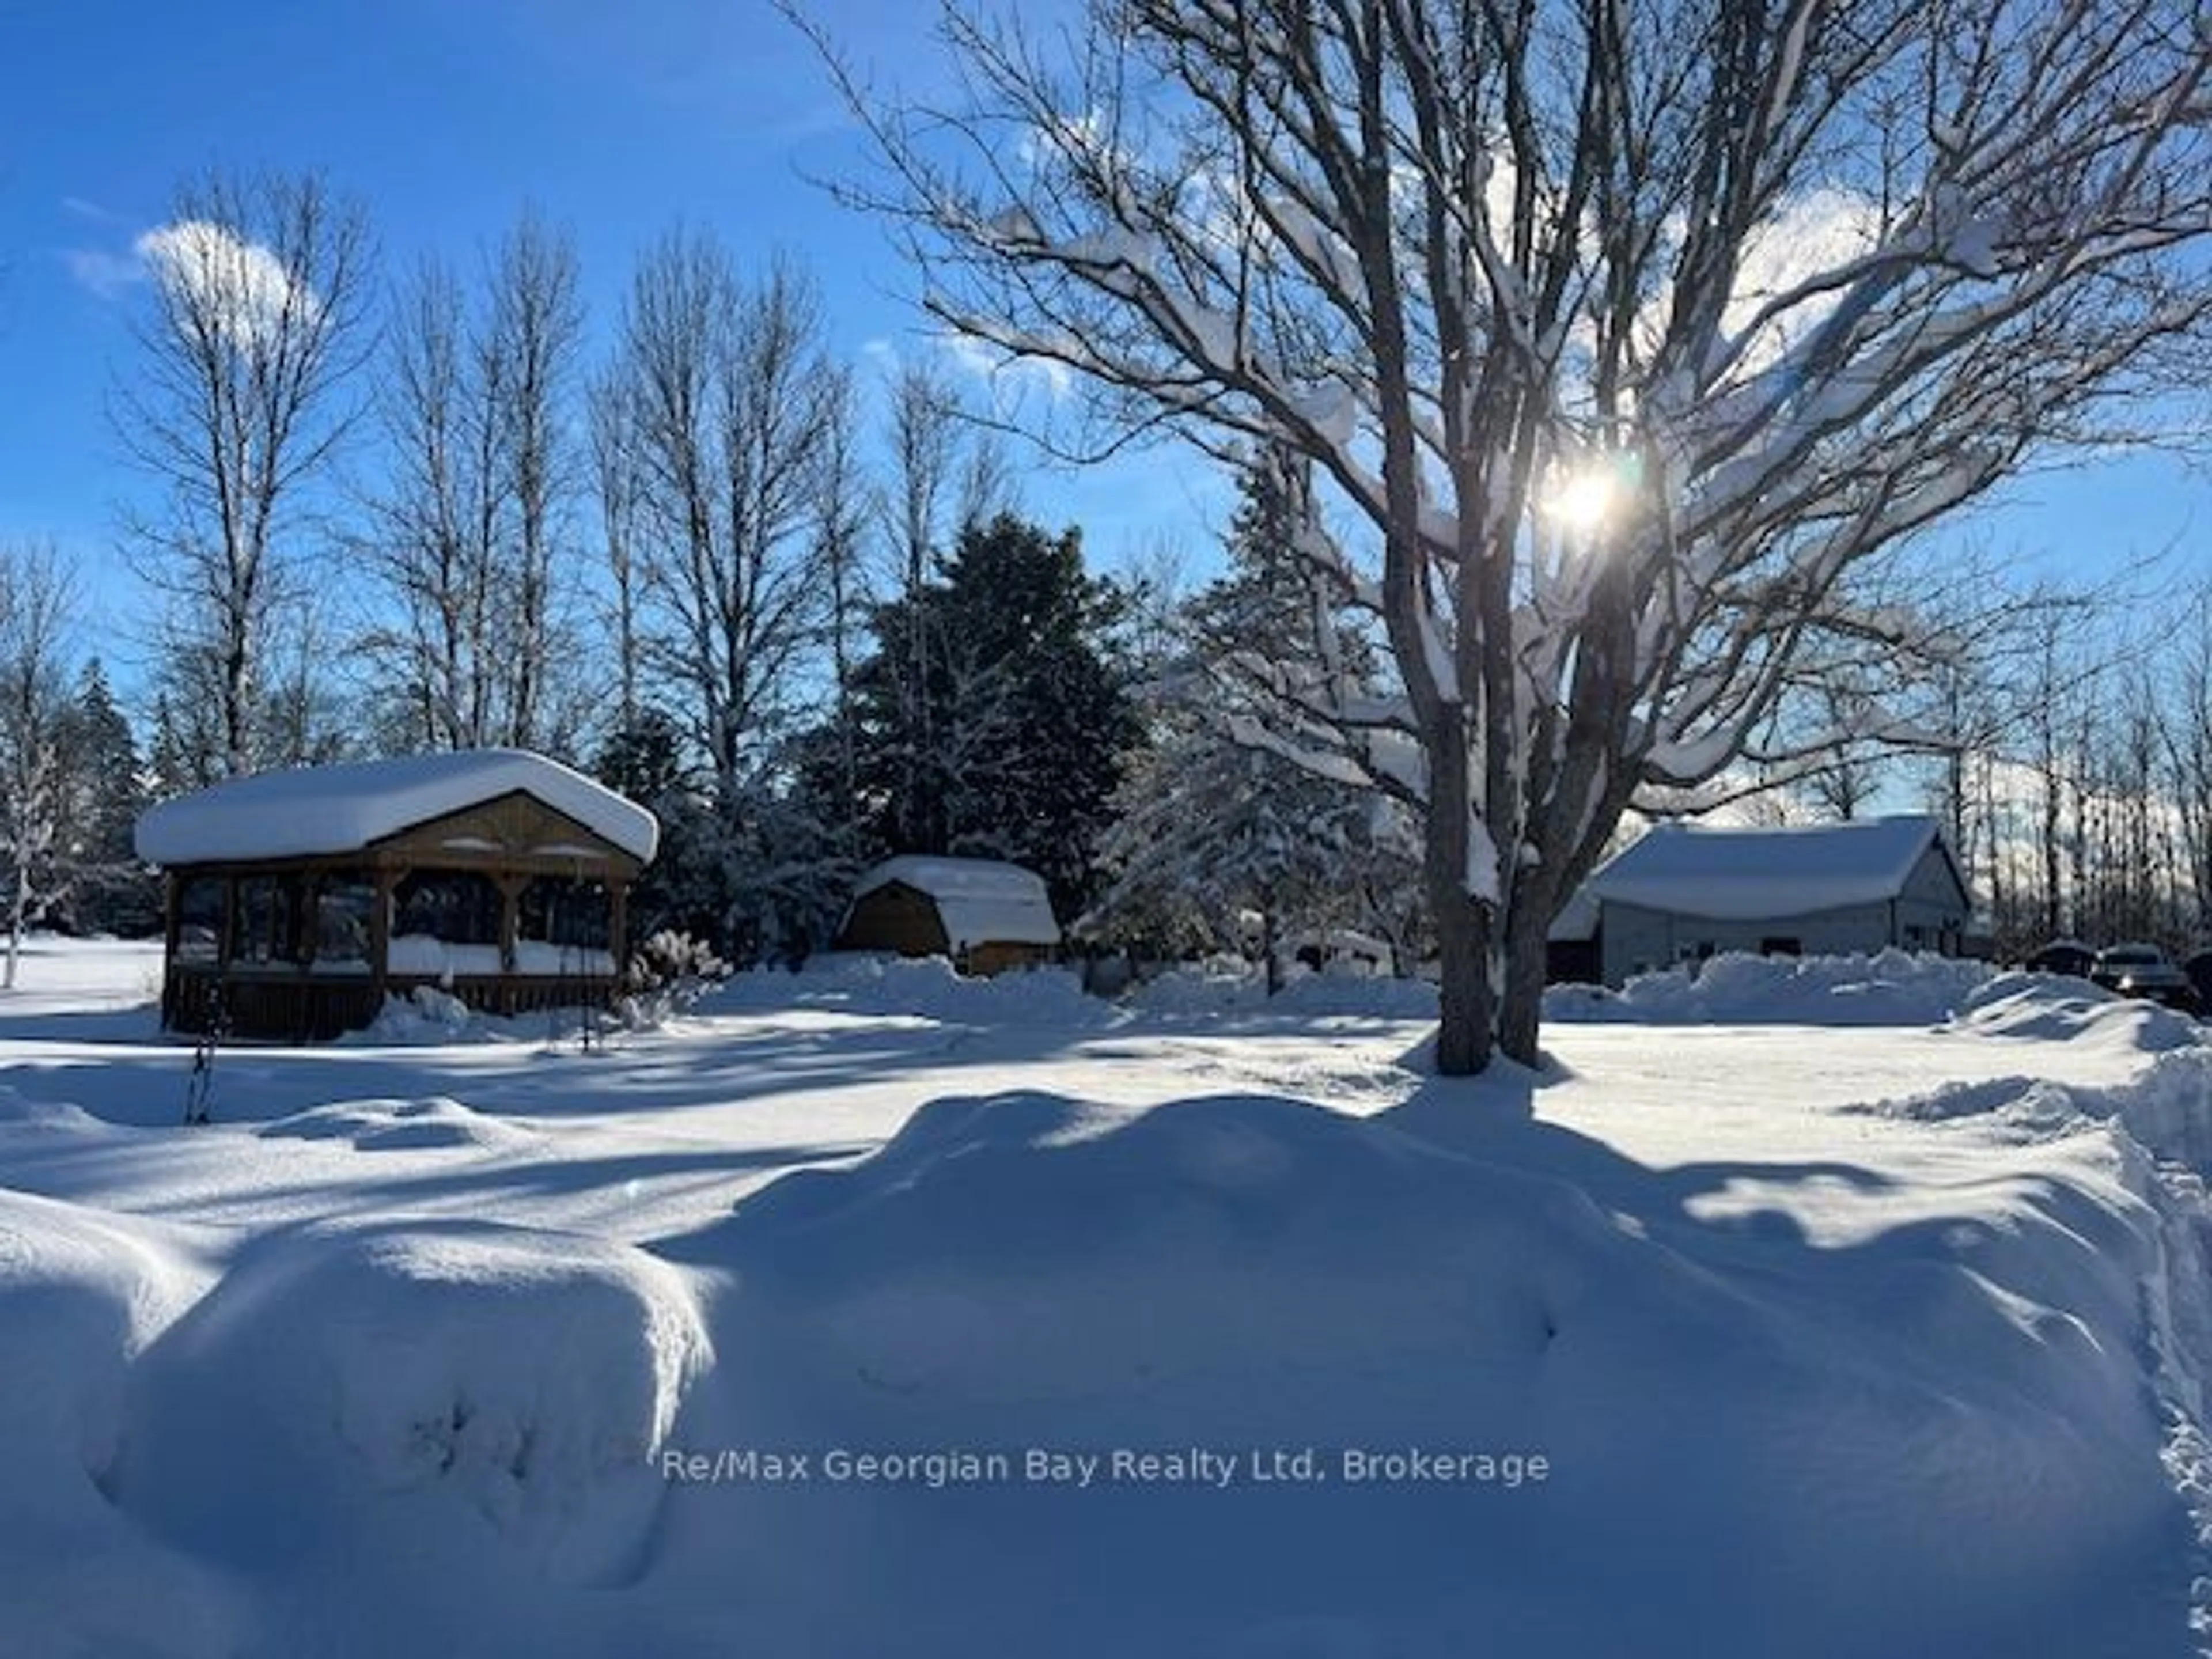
[
  {"x1": 1566, "y1": 815, "x2": 1972, "y2": 987},
  {"x1": 835, "y1": 856, "x2": 1060, "y2": 976},
  {"x1": 135, "y1": 749, "x2": 658, "y2": 1040}
]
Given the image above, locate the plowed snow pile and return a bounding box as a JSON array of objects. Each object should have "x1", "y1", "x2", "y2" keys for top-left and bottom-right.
[{"x1": 1548, "y1": 946, "x2": 1995, "y2": 1025}]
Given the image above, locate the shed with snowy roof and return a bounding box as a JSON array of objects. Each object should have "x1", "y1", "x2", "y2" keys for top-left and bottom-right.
[
  {"x1": 135, "y1": 749, "x2": 658, "y2": 1040},
  {"x1": 1572, "y1": 815, "x2": 1971, "y2": 987},
  {"x1": 834, "y1": 856, "x2": 1061, "y2": 976}
]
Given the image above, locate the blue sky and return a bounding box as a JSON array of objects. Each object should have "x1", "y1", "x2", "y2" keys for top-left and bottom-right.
[
  {"x1": 0, "y1": 0, "x2": 2201, "y2": 694},
  {"x1": 0, "y1": 0, "x2": 1217, "y2": 653}
]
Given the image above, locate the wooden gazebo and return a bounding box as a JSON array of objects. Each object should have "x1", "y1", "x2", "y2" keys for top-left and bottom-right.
[{"x1": 135, "y1": 749, "x2": 660, "y2": 1041}]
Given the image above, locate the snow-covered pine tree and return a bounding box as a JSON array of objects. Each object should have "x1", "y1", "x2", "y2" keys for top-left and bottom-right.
[
  {"x1": 52, "y1": 660, "x2": 156, "y2": 936},
  {"x1": 594, "y1": 708, "x2": 718, "y2": 944},
  {"x1": 1089, "y1": 449, "x2": 1423, "y2": 986}
]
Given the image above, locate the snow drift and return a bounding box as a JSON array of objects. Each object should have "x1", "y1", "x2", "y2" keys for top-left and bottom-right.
[
  {"x1": 103, "y1": 1219, "x2": 712, "y2": 1656},
  {"x1": 638, "y1": 1088, "x2": 2185, "y2": 1657},
  {"x1": 715, "y1": 953, "x2": 1117, "y2": 1029},
  {"x1": 1, "y1": 942, "x2": 2207, "y2": 1655}
]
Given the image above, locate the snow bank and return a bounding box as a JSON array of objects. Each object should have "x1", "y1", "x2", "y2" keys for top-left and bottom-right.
[
  {"x1": 1853, "y1": 1032, "x2": 2212, "y2": 1638},
  {"x1": 1264, "y1": 971, "x2": 1440, "y2": 1020},
  {"x1": 1877, "y1": 1043, "x2": 2212, "y2": 1176},
  {"x1": 1548, "y1": 948, "x2": 1994, "y2": 1026},
  {"x1": 716, "y1": 954, "x2": 1116, "y2": 1029},
  {"x1": 0, "y1": 1190, "x2": 207, "y2": 1480},
  {"x1": 0, "y1": 1190, "x2": 243, "y2": 1654},
  {"x1": 1119, "y1": 956, "x2": 1274, "y2": 1016},
  {"x1": 118, "y1": 1220, "x2": 712, "y2": 1604},
  {"x1": 339, "y1": 985, "x2": 616, "y2": 1047},
  {"x1": 1957, "y1": 974, "x2": 2203, "y2": 1054},
  {"x1": 1126, "y1": 959, "x2": 1440, "y2": 1021},
  {"x1": 343, "y1": 984, "x2": 483, "y2": 1044},
  {"x1": 0, "y1": 1080, "x2": 112, "y2": 1133},
  {"x1": 642, "y1": 1088, "x2": 2179, "y2": 1656}
]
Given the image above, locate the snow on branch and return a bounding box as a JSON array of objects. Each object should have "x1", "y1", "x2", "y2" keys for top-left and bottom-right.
[{"x1": 797, "y1": 0, "x2": 2212, "y2": 1068}]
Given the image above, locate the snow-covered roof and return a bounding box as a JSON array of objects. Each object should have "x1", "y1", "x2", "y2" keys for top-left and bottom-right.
[
  {"x1": 853, "y1": 856, "x2": 1061, "y2": 949},
  {"x1": 135, "y1": 749, "x2": 660, "y2": 866},
  {"x1": 1585, "y1": 815, "x2": 1957, "y2": 922}
]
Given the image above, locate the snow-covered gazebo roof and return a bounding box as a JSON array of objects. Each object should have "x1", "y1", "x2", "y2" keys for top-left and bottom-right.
[
  {"x1": 135, "y1": 749, "x2": 660, "y2": 867},
  {"x1": 1585, "y1": 815, "x2": 1958, "y2": 921},
  {"x1": 851, "y1": 856, "x2": 1061, "y2": 950}
]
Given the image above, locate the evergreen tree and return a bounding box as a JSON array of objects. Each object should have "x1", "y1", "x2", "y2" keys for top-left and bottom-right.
[
  {"x1": 847, "y1": 513, "x2": 1141, "y2": 922},
  {"x1": 145, "y1": 691, "x2": 210, "y2": 800},
  {"x1": 1088, "y1": 449, "x2": 1426, "y2": 982},
  {"x1": 594, "y1": 708, "x2": 719, "y2": 945},
  {"x1": 52, "y1": 661, "x2": 157, "y2": 935}
]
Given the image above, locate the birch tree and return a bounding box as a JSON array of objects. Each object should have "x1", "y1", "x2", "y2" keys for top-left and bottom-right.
[
  {"x1": 117, "y1": 170, "x2": 375, "y2": 778},
  {"x1": 799, "y1": 0, "x2": 2212, "y2": 1073}
]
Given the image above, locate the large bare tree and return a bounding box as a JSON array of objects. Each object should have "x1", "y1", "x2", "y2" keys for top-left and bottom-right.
[
  {"x1": 362, "y1": 210, "x2": 585, "y2": 752},
  {"x1": 608, "y1": 233, "x2": 851, "y2": 807},
  {"x1": 799, "y1": 0, "x2": 2212, "y2": 1073},
  {"x1": 116, "y1": 170, "x2": 375, "y2": 779}
]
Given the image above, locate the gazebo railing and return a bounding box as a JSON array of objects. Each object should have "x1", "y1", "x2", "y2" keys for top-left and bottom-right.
[{"x1": 163, "y1": 964, "x2": 627, "y2": 1042}]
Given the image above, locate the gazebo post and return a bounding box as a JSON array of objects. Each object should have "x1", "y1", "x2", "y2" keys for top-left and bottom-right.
[
  {"x1": 161, "y1": 872, "x2": 180, "y2": 1028},
  {"x1": 370, "y1": 866, "x2": 395, "y2": 1002},
  {"x1": 497, "y1": 874, "x2": 524, "y2": 974}
]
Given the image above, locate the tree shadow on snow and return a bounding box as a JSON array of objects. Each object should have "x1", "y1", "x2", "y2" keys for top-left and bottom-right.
[{"x1": 0, "y1": 1008, "x2": 1118, "y2": 1132}]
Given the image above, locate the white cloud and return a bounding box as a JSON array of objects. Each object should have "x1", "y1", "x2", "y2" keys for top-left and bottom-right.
[
  {"x1": 1619, "y1": 186, "x2": 1882, "y2": 388},
  {"x1": 935, "y1": 328, "x2": 1073, "y2": 409},
  {"x1": 135, "y1": 219, "x2": 321, "y2": 349},
  {"x1": 62, "y1": 195, "x2": 125, "y2": 225},
  {"x1": 62, "y1": 247, "x2": 146, "y2": 300},
  {"x1": 1721, "y1": 186, "x2": 1881, "y2": 368}
]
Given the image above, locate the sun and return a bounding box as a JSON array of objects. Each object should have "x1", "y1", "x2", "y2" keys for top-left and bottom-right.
[{"x1": 1543, "y1": 465, "x2": 1618, "y2": 533}]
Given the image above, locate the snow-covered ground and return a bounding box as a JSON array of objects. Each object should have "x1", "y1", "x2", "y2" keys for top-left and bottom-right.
[{"x1": 2, "y1": 941, "x2": 2210, "y2": 1656}]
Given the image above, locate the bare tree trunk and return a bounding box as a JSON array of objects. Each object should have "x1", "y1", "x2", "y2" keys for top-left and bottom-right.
[
  {"x1": 589, "y1": 369, "x2": 643, "y2": 732},
  {"x1": 488, "y1": 210, "x2": 584, "y2": 748},
  {"x1": 5, "y1": 856, "x2": 27, "y2": 991},
  {"x1": 1423, "y1": 710, "x2": 1492, "y2": 1075}
]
